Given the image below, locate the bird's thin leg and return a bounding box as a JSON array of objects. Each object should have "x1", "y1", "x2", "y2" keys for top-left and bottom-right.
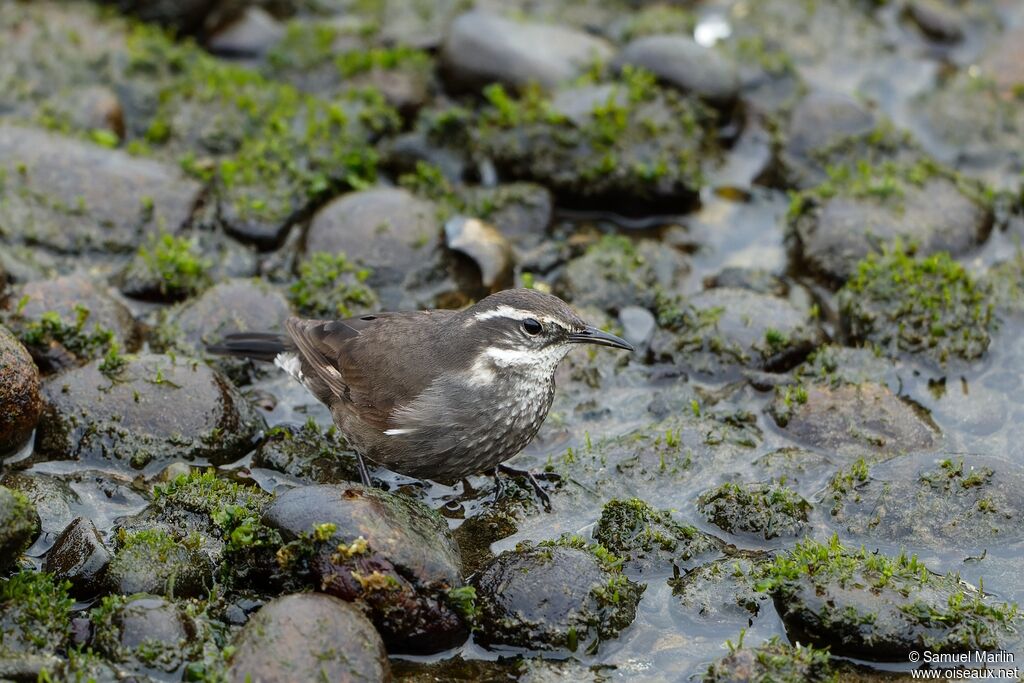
[
  {"x1": 496, "y1": 464, "x2": 554, "y2": 512},
  {"x1": 355, "y1": 452, "x2": 373, "y2": 487}
]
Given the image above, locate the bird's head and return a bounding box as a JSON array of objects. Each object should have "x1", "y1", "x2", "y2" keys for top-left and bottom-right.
[{"x1": 461, "y1": 289, "x2": 633, "y2": 378}]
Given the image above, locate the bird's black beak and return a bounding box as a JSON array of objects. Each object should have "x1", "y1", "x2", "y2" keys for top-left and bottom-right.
[{"x1": 569, "y1": 325, "x2": 634, "y2": 351}]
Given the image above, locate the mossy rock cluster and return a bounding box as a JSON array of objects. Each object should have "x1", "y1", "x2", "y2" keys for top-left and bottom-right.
[{"x1": 698, "y1": 481, "x2": 810, "y2": 540}]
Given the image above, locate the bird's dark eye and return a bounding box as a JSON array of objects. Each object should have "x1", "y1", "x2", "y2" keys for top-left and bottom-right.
[{"x1": 522, "y1": 318, "x2": 542, "y2": 335}]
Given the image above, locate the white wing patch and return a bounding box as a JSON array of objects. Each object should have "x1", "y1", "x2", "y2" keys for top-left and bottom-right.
[
  {"x1": 383, "y1": 428, "x2": 417, "y2": 436},
  {"x1": 274, "y1": 352, "x2": 304, "y2": 382}
]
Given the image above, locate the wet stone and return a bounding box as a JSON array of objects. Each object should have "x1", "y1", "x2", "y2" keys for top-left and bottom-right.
[
  {"x1": 252, "y1": 421, "x2": 361, "y2": 485},
  {"x1": 829, "y1": 454, "x2": 1024, "y2": 552},
  {"x1": 0, "y1": 324, "x2": 41, "y2": 455},
  {"x1": 460, "y1": 183, "x2": 553, "y2": 249},
  {"x1": 668, "y1": 554, "x2": 769, "y2": 626},
  {"x1": 155, "y1": 278, "x2": 292, "y2": 382},
  {"x1": 440, "y1": 10, "x2": 613, "y2": 93},
  {"x1": 206, "y1": 6, "x2": 285, "y2": 58},
  {"x1": 761, "y1": 537, "x2": 1021, "y2": 659},
  {"x1": 697, "y1": 481, "x2": 811, "y2": 541},
  {"x1": 42, "y1": 517, "x2": 111, "y2": 597},
  {"x1": 0, "y1": 125, "x2": 200, "y2": 255},
  {"x1": 104, "y1": 527, "x2": 214, "y2": 599},
  {"x1": 88, "y1": 594, "x2": 201, "y2": 675},
  {"x1": 652, "y1": 287, "x2": 824, "y2": 379},
  {"x1": 837, "y1": 246, "x2": 994, "y2": 365},
  {"x1": 472, "y1": 539, "x2": 644, "y2": 653},
  {"x1": 34, "y1": 353, "x2": 264, "y2": 472},
  {"x1": 227, "y1": 593, "x2": 390, "y2": 683},
  {"x1": 613, "y1": 35, "x2": 740, "y2": 107},
  {"x1": 0, "y1": 571, "x2": 73, "y2": 658},
  {"x1": 2, "y1": 276, "x2": 140, "y2": 374},
  {"x1": 0, "y1": 472, "x2": 79, "y2": 545},
  {"x1": 593, "y1": 498, "x2": 724, "y2": 577},
  {"x1": 703, "y1": 638, "x2": 836, "y2": 683},
  {"x1": 476, "y1": 78, "x2": 713, "y2": 212},
  {"x1": 770, "y1": 382, "x2": 938, "y2": 459},
  {"x1": 556, "y1": 235, "x2": 689, "y2": 314},
  {"x1": 0, "y1": 486, "x2": 40, "y2": 572},
  {"x1": 304, "y1": 187, "x2": 466, "y2": 310},
  {"x1": 618, "y1": 306, "x2": 656, "y2": 350},
  {"x1": 266, "y1": 483, "x2": 466, "y2": 653},
  {"x1": 791, "y1": 175, "x2": 993, "y2": 286},
  {"x1": 905, "y1": 0, "x2": 965, "y2": 43}
]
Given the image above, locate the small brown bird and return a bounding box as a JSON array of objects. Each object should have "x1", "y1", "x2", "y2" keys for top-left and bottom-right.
[{"x1": 209, "y1": 289, "x2": 632, "y2": 502}]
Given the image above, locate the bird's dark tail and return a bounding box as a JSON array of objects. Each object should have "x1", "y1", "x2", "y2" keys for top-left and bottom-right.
[{"x1": 206, "y1": 332, "x2": 293, "y2": 362}]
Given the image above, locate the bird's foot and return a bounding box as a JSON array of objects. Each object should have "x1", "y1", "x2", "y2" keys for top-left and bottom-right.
[
  {"x1": 355, "y1": 453, "x2": 373, "y2": 488},
  {"x1": 494, "y1": 464, "x2": 560, "y2": 512}
]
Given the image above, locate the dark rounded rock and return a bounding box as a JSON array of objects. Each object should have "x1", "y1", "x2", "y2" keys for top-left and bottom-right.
[
  {"x1": 2, "y1": 276, "x2": 140, "y2": 374},
  {"x1": 837, "y1": 246, "x2": 994, "y2": 365},
  {"x1": 829, "y1": 454, "x2": 1024, "y2": 552},
  {"x1": 206, "y1": 6, "x2": 284, "y2": 58},
  {"x1": 770, "y1": 382, "x2": 938, "y2": 458},
  {"x1": 0, "y1": 472, "x2": 79, "y2": 545},
  {"x1": 227, "y1": 593, "x2": 390, "y2": 683},
  {"x1": 697, "y1": 481, "x2": 810, "y2": 541},
  {"x1": 472, "y1": 541, "x2": 644, "y2": 653},
  {"x1": 0, "y1": 324, "x2": 41, "y2": 454},
  {"x1": 593, "y1": 498, "x2": 723, "y2": 577},
  {"x1": 265, "y1": 483, "x2": 461, "y2": 587},
  {"x1": 89, "y1": 594, "x2": 200, "y2": 675},
  {"x1": 104, "y1": 528, "x2": 213, "y2": 599},
  {"x1": 778, "y1": 91, "x2": 878, "y2": 189},
  {"x1": 763, "y1": 537, "x2": 1020, "y2": 659},
  {"x1": 0, "y1": 486, "x2": 40, "y2": 572},
  {"x1": 252, "y1": 421, "x2": 361, "y2": 485},
  {"x1": 304, "y1": 188, "x2": 464, "y2": 309},
  {"x1": 652, "y1": 287, "x2": 824, "y2": 378},
  {"x1": 265, "y1": 483, "x2": 466, "y2": 653},
  {"x1": 0, "y1": 124, "x2": 201, "y2": 254},
  {"x1": 793, "y1": 177, "x2": 993, "y2": 286},
  {"x1": 440, "y1": 10, "x2": 613, "y2": 93},
  {"x1": 668, "y1": 554, "x2": 769, "y2": 626},
  {"x1": 34, "y1": 353, "x2": 264, "y2": 472},
  {"x1": 155, "y1": 278, "x2": 292, "y2": 380},
  {"x1": 42, "y1": 517, "x2": 111, "y2": 596},
  {"x1": 704, "y1": 638, "x2": 836, "y2": 683},
  {"x1": 461, "y1": 183, "x2": 553, "y2": 249},
  {"x1": 556, "y1": 235, "x2": 689, "y2": 314},
  {"x1": 905, "y1": 0, "x2": 965, "y2": 42},
  {"x1": 613, "y1": 34, "x2": 740, "y2": 106}
]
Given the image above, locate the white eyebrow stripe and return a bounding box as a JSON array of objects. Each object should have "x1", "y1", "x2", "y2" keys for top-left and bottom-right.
[{"x1": 470, "y1": 305, "x2": 563, "y2": 327}]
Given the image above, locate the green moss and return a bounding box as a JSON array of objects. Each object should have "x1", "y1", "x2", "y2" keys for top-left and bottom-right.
[
  {"x1": 11, "y1": 303, "x2": 116, "y2": 362},
  {"x1": 289, "y1": 251, "x2": 378, "y2": 318},
  {"x1": 0, "y1": 571, "x2": 73, "y2": 655},
  {"x1": 136, "y1": 232, "x2": 211, "y2": 299},
  {"x1": 698, "y1": 481, "x2": 810, "y2": 540},
  {"x1": 705, "y1": 636, "x2": 837, "y2": 683},
  {"x1": 620, "y1": 6, "x2": 696, "y2": 41},
  {"x1": 446, "y1": 585, "x2": 479, "y2": 626},
  {"x1": 593, "y1": 498, "x2": 720, "y2": 570},
  {"x1": 125, "y1": 24, "x2": 386, "y2": 226},
  {"x1": 475, "y1": 69, "x2": 712, "y2": 204},
  {"x1": 838, "y1": 241, "x2": 994, "y2": 364}
]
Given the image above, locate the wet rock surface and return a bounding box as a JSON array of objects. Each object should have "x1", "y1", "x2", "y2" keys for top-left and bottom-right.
[
  {"x1": 472, "y1": 539, "x2": 644, "y2": 653},
  {"x1": 266, "y1": 483, "x2": 466, "y2": 653},
  {"x1": 227, "y1": 593, "x2": 391, "y2": 683},
  {"x1": 2, "y1": 276, "x2": 140, "y2": 373},
  {"x1": 0, "y1": 486, "x2": 40, "y2": 572},
  {"x1": 0, "y1": 325, "x2": 41, "y2": 454},
  {"x1": 1, "y1": 0, "x2": 1023, "y2": 680},
  {"x1": 760, "y1": 537, "x2": 1021, "y2": 659},
  {"x1": 440, "y1": 10, "x2": 613, "y2": 93},
  {"x1": 829, "y1": 454, "x2": 1024, "y2": 552},
  {"x1": 34, "y1": 353, "x2": 263, "y2": 471}
]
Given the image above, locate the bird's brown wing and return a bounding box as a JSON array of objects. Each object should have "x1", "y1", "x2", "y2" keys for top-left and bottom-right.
[{"x1": 284, "y1": 311, "x2": 456, "y2": 432}]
